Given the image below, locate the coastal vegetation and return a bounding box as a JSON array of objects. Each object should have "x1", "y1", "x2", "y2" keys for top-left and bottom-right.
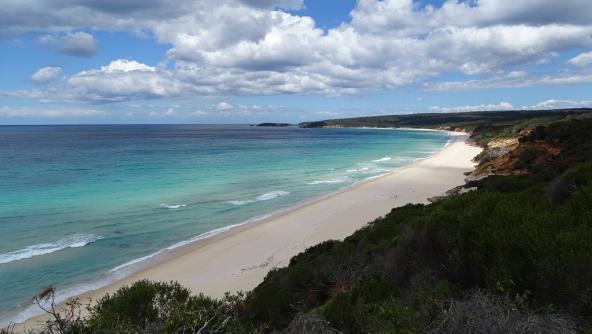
[{"x1": 8, "y1": 110, "x2": 592, "y2": 333}]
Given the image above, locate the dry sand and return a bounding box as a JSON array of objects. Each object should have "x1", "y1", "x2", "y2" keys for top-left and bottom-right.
[{"x1": 16, "y1": 132, "x2": 482, "y2": 331}]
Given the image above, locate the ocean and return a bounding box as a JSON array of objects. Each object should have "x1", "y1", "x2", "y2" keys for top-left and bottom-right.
[{"x1": 0, "y1": 125, "x2": 450, "y2": 325}]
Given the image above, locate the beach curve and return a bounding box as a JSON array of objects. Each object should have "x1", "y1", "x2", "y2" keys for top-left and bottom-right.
[{"x1": 15, "y1": 131, "x2": 482, "y2": 330}]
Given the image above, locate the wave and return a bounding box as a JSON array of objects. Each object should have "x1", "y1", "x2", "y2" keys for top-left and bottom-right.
[
  {"x1": 160, "y1": 203, "x2": 187, "y2": 209},
  {"x1": 1, "y1": 219, "x2": 263, "y2": 327},
  {"x1": 307, "y1": 179, "x2": 348, "y2": 185},
  {"x1": 256, "y1": 191, "x2": 289, "y2": 201},
  {"x1": 0, "y1": 234, "x2": 101, "y2": 265},
  {"x1": 346, "y1": 167, "x2": 370, "y2": 173},
  {"x1": 109, "y1": 222, "x2": 247, "y2": 273},
  {"x1": 228, "y1": 191, "x2": 290, "y2": 206},
  {"x1": 373, "y1": 157, "x2": 392, "y2": 162},
  {"x1": 227, "y1": 199, "x2": 254, "y2": 206}
]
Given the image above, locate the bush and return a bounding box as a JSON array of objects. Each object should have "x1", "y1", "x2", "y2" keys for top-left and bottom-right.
[
  {"x1": 36, "y1": 280, "x2": 265, "y2": 333},
  {"x1": 319, "y1": 273, "x2": 421, "y2": 333},
  {"x1": 548, "y1": 162, "x2": 592, "y2": 204}
]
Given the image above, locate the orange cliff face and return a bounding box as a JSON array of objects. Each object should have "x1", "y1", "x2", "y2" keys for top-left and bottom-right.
[{"x1": 467, "y1": 136, "x2": 561, "y2": 180}]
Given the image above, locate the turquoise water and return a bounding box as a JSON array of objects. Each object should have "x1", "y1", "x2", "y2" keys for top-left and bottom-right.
[{"x1": 0, "y1": 125, "x2": 450, "y2": 324}]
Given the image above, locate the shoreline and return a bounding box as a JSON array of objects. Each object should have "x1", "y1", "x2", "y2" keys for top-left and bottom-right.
[{"x1": 13, "y1": 130, "x2": 482, "y2": 331}]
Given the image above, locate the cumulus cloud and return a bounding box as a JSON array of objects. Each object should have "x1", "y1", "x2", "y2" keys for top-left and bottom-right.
[
  {"x1": 31, "y1": 66, "x2": 62, "y2": 82},
  {"x1": 40, "y1": 31, "x2": 98, "y2": 57},
  {"x1": 568, "y1": 52, "x2": 592, "y2": 67},
  {"x1": 66, "y1": 59, "x2": 182, "y2": 102},
  {"x1": 4, "y1": 0, "x2": 592, "y2": 101},
  {"x1": 3, "y1": 59, "x2": 180, "y2": 103}
]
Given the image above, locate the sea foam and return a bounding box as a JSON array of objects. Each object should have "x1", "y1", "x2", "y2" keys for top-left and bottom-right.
[
  {"x1": 346, "y1": 167, "x2": 370, "y2": 173},
  {"x1": 160, "y1": 203, "x2": 187, "y2": 209},
  {"x1": 256, "y1": 191, "x2": 290, "y2": 201},
  {"x1": 373, "y1": 157, "x2": 392, "y2": 162},
  {"x1": 0, "y1": 234, "x2": 101, "y2": 265},
  {"x1": 307, "y1": 179, "x2": 348, "y2": 185},
  {"x1": 228, "y1": 190, "x2": 290, "y2": 206}
]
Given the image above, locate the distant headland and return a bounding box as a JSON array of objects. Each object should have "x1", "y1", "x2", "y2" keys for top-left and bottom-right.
[{"x1": 254, "y1": 123, "x2": 292, "y2": 127}]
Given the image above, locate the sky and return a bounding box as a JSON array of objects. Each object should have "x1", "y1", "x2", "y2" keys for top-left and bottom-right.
[{"x1": 1, "y1": 0, "x2": 592, "y2": 124}]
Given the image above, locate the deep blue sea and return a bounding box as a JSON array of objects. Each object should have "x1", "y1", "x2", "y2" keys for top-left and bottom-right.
[{"x1": 0, "y1": 125, "x2": 450, "y2": 324}]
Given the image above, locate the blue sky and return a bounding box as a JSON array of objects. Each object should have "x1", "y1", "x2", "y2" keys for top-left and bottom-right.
[{"x1": 1, "y1": 0, "x2": 592, "y2": 124}]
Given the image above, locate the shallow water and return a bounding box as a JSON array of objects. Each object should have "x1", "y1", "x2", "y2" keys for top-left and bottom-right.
[{"x1": 0, "y1": 124, "x2": 449, "y2": 324}]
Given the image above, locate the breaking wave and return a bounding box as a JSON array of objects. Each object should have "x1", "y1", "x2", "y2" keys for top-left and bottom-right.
[
  {"x1": 0, "y1": 234, "x2": 102, "y2": 265},
  {"x1": 373, "y1": 157, "x2": 392, "y2": 162},
  {"x1": 228, "y1": 191, "x2": 290, "y2": 206},
  {"x1": 307, "y1": 179, "x2": 348, "y2": 185},
  {"x1": 160, "y1": 203, "x2": 187, "y2": 209}
]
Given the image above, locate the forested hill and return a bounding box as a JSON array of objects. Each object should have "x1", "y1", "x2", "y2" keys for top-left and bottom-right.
[{"x1": 298, "y1": 108, "x2": 592, "y2": 132}]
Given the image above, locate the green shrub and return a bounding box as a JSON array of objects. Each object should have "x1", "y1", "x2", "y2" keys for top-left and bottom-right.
[
  {"x1": 548, "y1": 162, "x2": 592, "y2": 204},
  {"x1": 70, "y1": 280, "x2": 264, "y2": 333},
  {"x1": 320, "y1": 273, "x2": 421, "y2": 333}
]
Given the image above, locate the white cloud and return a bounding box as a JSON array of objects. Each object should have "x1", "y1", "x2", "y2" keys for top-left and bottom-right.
[
  {"x1": 65, "y1": 59, "x2": 182, "y2": 102},
  {"x1": 4, "y1": 0, "x2": 592, "y2": 101},
  {"x1": 425, "y1": 70, "x2": 592, "y2": 91},
  {"x1": 31, "y1": 66, "x2": 62, "y2": 82},
  {"x1": 216, "y1": 102, "x2": 234, "y2": 110},
  {"x1": 528, "y1": 99, "x2": 592, "y2": 109},
  {"x1": 429, "y1": 99, "x2": 592, "y2": 113},
  {"x1": 429, "y1": 102, "x2": 515, "y2": 113},
  {"x1": 568, "y1": 51, "x2": 592, "y2": 67},
  {"x1": 98, "y1": 59, "x2": 156, "y2": 73},
  {"x1": 40, "y1": 31, "x2": 98, "y2": 57}
]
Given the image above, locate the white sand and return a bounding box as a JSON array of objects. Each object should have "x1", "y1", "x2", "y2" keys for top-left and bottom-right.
[{"x1": 15, "y1": 132, "x2": 481, "y2": 331}]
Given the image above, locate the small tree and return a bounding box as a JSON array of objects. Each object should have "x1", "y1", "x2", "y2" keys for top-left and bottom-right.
[{"x1": 33, "y1": 286, "x2": 85, "y2": 334}]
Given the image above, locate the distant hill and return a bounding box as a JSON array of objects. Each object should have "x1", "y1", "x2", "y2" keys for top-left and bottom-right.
[
  {"x1": 255, "y1": 123, "x2": 292, "y2": 127},
  {"x1": 299, "y1": 108, "x2": 592, "y2": 132}
]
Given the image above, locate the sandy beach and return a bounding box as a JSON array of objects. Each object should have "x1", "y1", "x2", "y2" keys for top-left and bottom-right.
[{"x1": 16, "y1": 132, "x2": 481, "y2": 330}]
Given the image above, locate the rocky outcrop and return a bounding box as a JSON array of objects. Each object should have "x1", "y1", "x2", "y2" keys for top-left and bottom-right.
[
  {"x1": 428, "y1": 185, "x2": 477, "y2": 203},
  {"x1": 483, "y1": 138, "x2": 520, "y2": 160},
  {"x1": 466, "y1": 137, "x2": 561, "y2": 182}
]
